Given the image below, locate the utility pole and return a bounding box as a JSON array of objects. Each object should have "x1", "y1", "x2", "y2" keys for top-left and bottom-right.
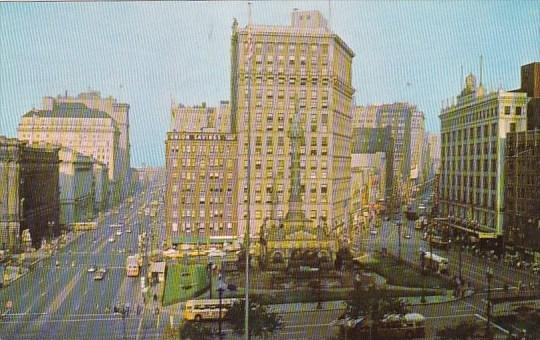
[{"x1": 245, "y1": 3, "x2": 253, "y2": 339}]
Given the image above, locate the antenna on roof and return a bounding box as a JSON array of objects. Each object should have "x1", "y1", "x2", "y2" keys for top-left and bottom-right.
[
  {"x1": 248, "y1": 2, "x2": 252, "y2": 26},
  {"x1": 328, "y1": 0, "x2": 332, "y2": 29},
  {"x1": 460, "y1": 64, "x2": 463, "y2": 89},
  {"x1": 479, "y1": 55, "x2": 483, "y2": 86}
]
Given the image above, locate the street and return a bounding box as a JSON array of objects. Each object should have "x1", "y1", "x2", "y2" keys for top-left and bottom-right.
[{"x1": 0, "y1": 179, "x2": 166, "y2": 340}]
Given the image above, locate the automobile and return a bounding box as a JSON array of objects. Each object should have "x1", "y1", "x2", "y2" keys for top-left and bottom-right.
[
  {"x1": 87, "y1": 266, "x2": 97, "y2": 273},
  {"x1": 108, "y1": 237, "x2": 115, "y2": 243},
  {"x1": 116, "y1": 230, "x2": 122, "y2": 236},
  {"x1": 370, "y1": 229, "x2": 378, "y2": 235},
  {"x1": 126, "y1": 229, "x2": 132, "y2": 233},
  {"x1": 55, "y1": 260, "x2": 60, "y2": 267},
  {"x1": 404, "y1": 234, "x2": 411, "y2": 239},
  {"x1": 93, "y1": 271, "x2": 105, "y2": 280}
]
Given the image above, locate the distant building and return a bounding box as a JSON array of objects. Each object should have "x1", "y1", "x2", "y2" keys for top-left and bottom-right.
[
  {"x1": 93, "y1": 162, "x2": 109, "y2": 213},
  {"x1": 165, "y1": 102, "x2": 238, "y2": 249},
  {"x1": 427, "y1": 133, "x2": 441, "y2": 177},
  {"x1": 504, "y1": 129, "x2": 540, "y2": 257},
  {"x1": 354, "y1": 103, "x2": 415, "y2": 210},
  {"x1": 17, "y1": 101, "x2": 119, "y2": 207},
  {"x1": 0, "y1": 136, "x2": 60, "y2": 251},
  {"x1": 410, "y1": 110, "x2": 426, "y2": 185},
  {"x1": 439, "y1": 73, "x2": 528, "y2": 245},
  {"x1": 58, "y1": 148, "x2": 95, "y2": 227},
  {"x1": 519, "y1": 62, "x2": 540, "y2": 130},
  {"x1": 231, "y1": 10, "x2": 355, "y2": 242}
]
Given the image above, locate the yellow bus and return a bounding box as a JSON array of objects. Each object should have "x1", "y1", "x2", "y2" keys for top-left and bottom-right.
[
  {"x1": 183, "y1": 298, "x2": 239, "y2": 321},
  {"x1": 126, "y1": 255, "x2": 140, "y2": 277}
]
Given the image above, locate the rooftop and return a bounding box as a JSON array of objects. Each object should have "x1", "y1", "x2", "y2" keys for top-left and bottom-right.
[{"x1": 23, "y1": 103, "x2": 111, "y2": 119}]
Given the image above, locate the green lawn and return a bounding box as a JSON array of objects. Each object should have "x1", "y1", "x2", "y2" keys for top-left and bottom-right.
[
  {"x1": 362, "y1": 255, "x2": 452, "y2": 289},
  {"x1": 162, "y1": 263, "x2": 209, "y2": 306}
]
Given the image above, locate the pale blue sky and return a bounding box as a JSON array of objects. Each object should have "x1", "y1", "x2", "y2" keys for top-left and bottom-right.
[{"x1": 1, "y1": 1, "x2": 538, "y2": 166}]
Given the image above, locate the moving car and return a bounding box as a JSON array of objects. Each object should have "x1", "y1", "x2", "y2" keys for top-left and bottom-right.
[
  {"x1": 94, "y1": 269, "x2": 106, "y2": 280},
  {"x1": 116, "y1": 230, "x2": 122, "y2": 236},
  {"x1": 404, "y1": 234, "x2": 411, "y2": 239},
  {"x1": 87, "y1": 266, "x2": 97, "y2": 273},
  {"x1": 108, "y1": 237, "x2": 115, "y2": 243},
  {"x1": 370, "y1": 229, "x2": 378, "y2": 235}
]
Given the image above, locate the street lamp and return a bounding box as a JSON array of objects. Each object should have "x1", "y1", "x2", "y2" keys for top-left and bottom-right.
[
  {"x1": 217, "y1": 274, "x2": 226, "y2": 339},
  {"x1": 207, "y1": 262, "x2": 213, "y2": 299},
  {"x1": 486, "y1": 267, "x2": 493, "y2": 336},
  {"x1": 317, "y1": 251, "x2": 323, "y2": 310},
  {"x1": 397, "y1": 220, "x2": 402, "y2": 262}
]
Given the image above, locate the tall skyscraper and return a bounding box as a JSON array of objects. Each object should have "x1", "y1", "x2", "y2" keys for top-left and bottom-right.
[
  {"x1": 439, "y1": 73, "x2": 528, "y2": 241},
  {"x1": 410, "y1": 110, "x2": 426, "y2": 184},
  {"x1": 230, "y1": 10, "x2": 355, "y2": 241}
]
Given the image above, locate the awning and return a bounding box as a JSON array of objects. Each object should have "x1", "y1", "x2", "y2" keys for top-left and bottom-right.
[{"x1": 445, "y1": 221, "x2": 497, "y2": 238}]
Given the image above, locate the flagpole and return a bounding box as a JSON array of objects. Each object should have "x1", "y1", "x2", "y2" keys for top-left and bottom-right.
[{"x1": 245, "y1": 2, "x2": 253, "y2": 339}]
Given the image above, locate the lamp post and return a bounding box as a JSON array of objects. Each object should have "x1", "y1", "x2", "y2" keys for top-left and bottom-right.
[
  {"x1": 317, "y1": 251, "x2": 322, "y2": 309},
  {"x1": 207, "y1": 262, "x2": 213, "y2": 299},
  {"x1": 217, "y1": 274, "x2": 226, "y2": 339},
  {"x1": 397, "y1": 220, "x2": 402, "y2": 262},
  {"x1": 486, "y1": 267, "x2": 493, "y2": 337},
  {"x1": 458, "y1": 235, "x2": 463, "y2": 282}
]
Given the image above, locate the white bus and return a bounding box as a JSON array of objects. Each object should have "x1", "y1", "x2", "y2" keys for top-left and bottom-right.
[
  {"x1": 183, "y1": 298, "x2": 239, "y2": 321},
  {"x1": 126, "y1": 255, "x2": 140, "y2": 277},
  {"x1": 423, "y1": 251, "x2": 449, "y2": 274}
]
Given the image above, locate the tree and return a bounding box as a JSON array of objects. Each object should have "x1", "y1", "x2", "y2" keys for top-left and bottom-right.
[
  {"x1": 335, "y1": 247, "x2": 353, "y2": 270},
  {"x1": 178, "y1": 321, "x2": 214, "y2": 340},
  {"x1": 436, "y1": 321, "x2": 481, "y2": 340},
  {"x1": 345, "y1": 286, "x2": 408, "y2": 321},
  {"x1": 225, "y1": 297, "x2": 282, "y2": 338}
]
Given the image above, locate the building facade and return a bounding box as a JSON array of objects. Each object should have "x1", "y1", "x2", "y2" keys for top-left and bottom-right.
[
  {"x1": 519, "y1": 62, "x2": 540, "y2": 130},
  {"x1": 354, "y1": 103, "x2": 415, "y2": 210},
  {"x1": 165, "y1": 103, "x2": 238, "y2": 248},
  {"x1": 427, "y1": 133, "x2": 441, "y2": 178},
  {"x1": 439, "y1": 73, "x2": 528, "y2": 244},
  {"x1": 410, "y1": 110, "x2": 426, "y2": 186},
  {"x1": 93, "y1": 161, "x2": 109, "y2": 213},
  {"x1": 17, "y1": 101, "x2": 120, "y2": 207},
  {"x1": 0, "y1": 137, "x2": 60, "y2": 251},
  {"x1": 231, "y1": 10, "x2": 355, "y2": 242},
  {"x1": 504, "y1": 129, "x2": 540, "y2": 257},
  {"x1": 58, "y1": 148, "x2": 95, "y2": 227}
]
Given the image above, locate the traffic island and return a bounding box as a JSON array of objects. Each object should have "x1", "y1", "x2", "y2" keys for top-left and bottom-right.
[{"x1": 162, "y1": 263, "x2": 209, "y2": 306}]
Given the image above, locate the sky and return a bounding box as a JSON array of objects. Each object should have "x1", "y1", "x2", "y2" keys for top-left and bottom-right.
[{"x1": 1, "y1": 1, "x2": 539, "y2": 167}]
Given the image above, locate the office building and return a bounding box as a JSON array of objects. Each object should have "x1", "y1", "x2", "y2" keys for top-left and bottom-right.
[
  {"x1": 165, "y1": 102, "x2": 238, "y2": 248},
  {"x1": 58, "y1": 148, "x2": 95, "y2": 227},
  {"x1": 504, "y1": 129, "x2": 540, "y2": 257},
  {"x1": 0, "y1": 137, "x2": 60, "y2": 251},
  {"x1": 439, "y1": 73, "x2": 528, "y2": 244},
  {"x1": 518, "y1": 62, "x2": 540, "y2": 130},
  {"x1": 354, "y1": 103, "x2": 415, "y2": 210},
  {"x1": 17, "y1": 99, "x2": 120, "y2": 206},
  {"x1": 231, "y1": 10, "x2": 355, "y2": 241}
]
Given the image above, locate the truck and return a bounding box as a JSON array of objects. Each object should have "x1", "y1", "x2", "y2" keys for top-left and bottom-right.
[{"x1": 336, "y1": 313, "x2": 426, "y2": 339}]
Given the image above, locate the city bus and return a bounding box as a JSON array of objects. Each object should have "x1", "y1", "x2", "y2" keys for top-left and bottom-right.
[
  {"x1": 183, "y1": 298, "x2": 239, "y2": 321},
  {"x1": 126, "y1": 255, "x2": 140, "y2": 277},
  {"x1": 423, "y1": 251, "x2": 449, "y2": 274}
]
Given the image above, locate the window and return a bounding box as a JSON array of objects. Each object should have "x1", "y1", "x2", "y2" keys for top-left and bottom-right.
[
  {"x1": 504, "y1": 106, "x2": 511, "y2": 115},
  {"x1": 515, "y1": 106, "x2": 522, "y2": 115}
]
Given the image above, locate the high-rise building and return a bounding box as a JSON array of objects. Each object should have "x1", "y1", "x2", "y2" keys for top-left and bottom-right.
[
  {"x1": 504, "y1": 129, "x2": 540, "y2": 257},
  {"x1": 165, "y1": 102, "x2": 238, "y2": 248},
  {"x1": 17, "y1": 100, "x2": 119, "y2": 206},
  {"x1": 0, "y1": 136, "x2": 60, "y2": 251},
  {"x1": 230, "y1": 10, "x2": 355, "y2": 241},
  {"x1": 354, "y1": 103, "x2": 415, "y2": 209},
  {"x1": 40, "y1": 91, "x2": 130, "y2": 203},
  {"x1": 439, "y1": 73, "x2": 528, "y2": 243}
]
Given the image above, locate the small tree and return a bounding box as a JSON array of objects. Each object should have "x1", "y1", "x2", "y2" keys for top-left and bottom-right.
[
  {"x1": 226, "y1": 297, "x2": 282, "y2": 339},
  {"x1": 178, "y1": 321, "x2": 214, "y2": 340},
  {"x1": 436, "y1": 321, "x2": 481, "y2": 340}
]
